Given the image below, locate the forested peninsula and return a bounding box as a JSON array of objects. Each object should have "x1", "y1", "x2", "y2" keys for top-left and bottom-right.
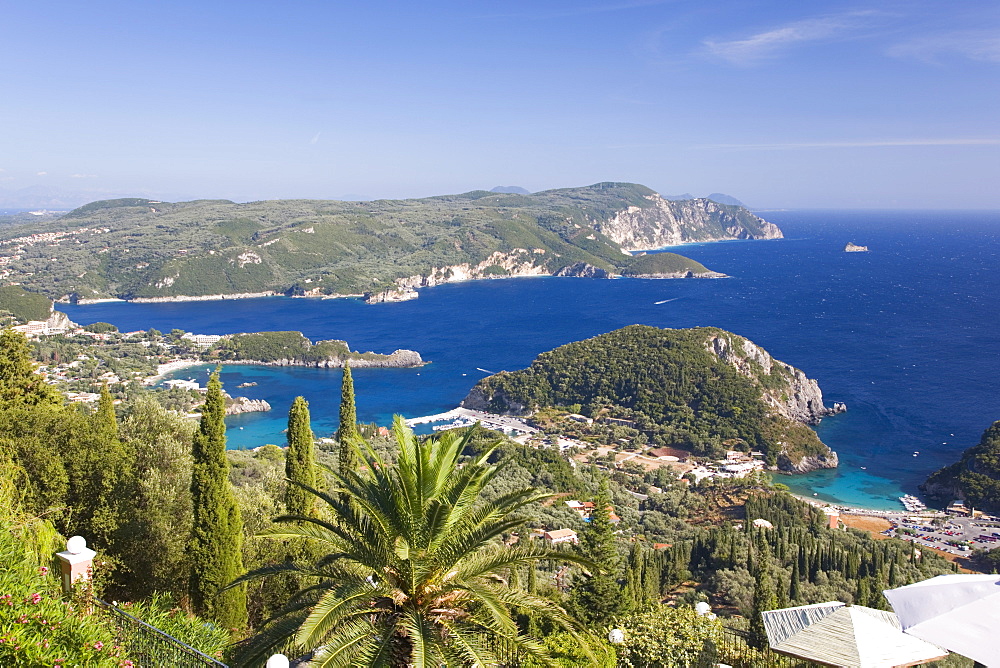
[
  {"x1": 0, "y1": 182, "x2": 780, "y2": 301},
  {"x1": 463, "y1": 325, "x2": 841, "y2": 473},
  {"x1": 208, "y1": 331, "x2": 423, "y2": 368},
  {"x1": 922, "y1": 420, "x2": 1000, "y2": 514}
]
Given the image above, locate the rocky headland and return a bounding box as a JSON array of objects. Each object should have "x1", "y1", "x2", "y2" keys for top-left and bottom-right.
[{"x1": 462, "y1": 325, "x2": 841, "y2": 474}]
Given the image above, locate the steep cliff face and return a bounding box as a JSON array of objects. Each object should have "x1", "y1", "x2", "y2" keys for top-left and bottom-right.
[
  {"x1": 393, "y1": 250, "x2": 551, "y2": 290},
  {"x1": 778, "y1": 450, "x2": 839, "y2": 473},
  {"x1": 706, "y1": 333, "x2": 843, "y2": 425},
  {"x1": 594, "y1": 195, "x2": 782, "y2": 250},
  {"x1": 47, "y1": 310, "x2": 76, "y2": 331},
  {"x1": 462, "y1": 385, "x2": 527, "y2": 414},
  {"x1": 553, "y1": 262, "x2": 611, "y2": 278}
]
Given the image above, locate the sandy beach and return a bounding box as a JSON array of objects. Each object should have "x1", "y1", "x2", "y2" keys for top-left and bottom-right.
[{"x1": 144, "y1": 359, "x2": 209, "y2": 384}]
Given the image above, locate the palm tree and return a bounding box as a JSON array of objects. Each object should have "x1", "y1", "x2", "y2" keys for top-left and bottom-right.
[{"x1": 231, "y1": 417, "x2": 593, "y2": 667}]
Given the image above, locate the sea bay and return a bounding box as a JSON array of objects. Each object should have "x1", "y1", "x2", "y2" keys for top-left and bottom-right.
[{"x1": 62, "y1": 209, "x2": 1000, "y2": 510}]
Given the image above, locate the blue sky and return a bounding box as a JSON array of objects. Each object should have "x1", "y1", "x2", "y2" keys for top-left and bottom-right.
[{"x1": 1, "y1": 0, "x2": 998, "y2": 208}]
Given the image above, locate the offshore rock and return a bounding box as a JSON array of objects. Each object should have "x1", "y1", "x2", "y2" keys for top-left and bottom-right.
[{"x1": 225, "y1": 397, "x2": 271, "y2": 415}]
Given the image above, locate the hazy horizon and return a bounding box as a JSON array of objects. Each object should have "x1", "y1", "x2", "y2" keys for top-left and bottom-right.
[{"x1": 3, "y1": 1, "x2": 998, "y2": 209}]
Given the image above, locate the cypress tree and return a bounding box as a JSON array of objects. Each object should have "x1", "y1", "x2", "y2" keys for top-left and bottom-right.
[
  {"x1": 749, "y1": 566, "x2": 777, "y2": 648},
  {"x1": 789, "y1": 556, "x2": 802, "y2": 602},
  {"x1": 93, "y1": 384, "x2": 120, "y2": 441},
  {"x1": 0, "y1": 329, "x2": 62, "y2": 407},
  {"x1": 189, "y1": 369, "x2": 247, "y2": 631},
  {"x1": 337, "y1": 364, "x2": 359, "y2": 479},
  {"x1": 570, "y1": 479, "x2": 629, "y2": 625},
  {"x1": 285, "y1": 396, "x2": 316, "y2": 517}
]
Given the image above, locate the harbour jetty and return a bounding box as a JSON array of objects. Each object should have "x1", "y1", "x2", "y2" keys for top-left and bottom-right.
[{"x1": 405, "y1": 407, "x2": 537, "y2": 436}]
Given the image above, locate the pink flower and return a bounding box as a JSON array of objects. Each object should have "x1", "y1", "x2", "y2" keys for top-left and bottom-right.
[
  {"x1": 94, "y1": 641, "x2": 104, "y2": 651},
  {"x1": 39, "y1": 566, "x2": 49, "y2": 575},
  {"x1": 28, "y1": 592, "x2": 42, "y2": 604}
]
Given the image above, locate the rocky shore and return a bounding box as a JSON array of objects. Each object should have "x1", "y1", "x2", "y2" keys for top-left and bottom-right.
[
  {"x1": 626, "y1": 269, "x2": 728, "y2": 279},
  {"x1": 129, "y1": 291, "x2": 279, "y2": 303}
]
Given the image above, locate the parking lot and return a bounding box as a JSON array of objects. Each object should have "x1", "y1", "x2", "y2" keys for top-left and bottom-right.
[{"x1": 885, "y1": 515, "x2": 1000, "y2": 555}]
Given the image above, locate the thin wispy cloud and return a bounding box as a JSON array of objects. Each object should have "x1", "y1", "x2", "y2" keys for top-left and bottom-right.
[
  {"x1": 70, "y1": 173, "x2": 98, "y2": 178},
  {"x1": 703, "y1": 10, "x2": 883, "y2": 65},
  {"x1": 310, "y1": 132, "x2": 321, "y2": 145},
  {"x1": 887, "y1": 30, "x2": 1000, "y2": 64},
  {"x1": 36, "y1": 171, "x2": 47, "y2": 176},
  {"x1": 698, "y1": 138, "x2": 1000, "y2": 150}
]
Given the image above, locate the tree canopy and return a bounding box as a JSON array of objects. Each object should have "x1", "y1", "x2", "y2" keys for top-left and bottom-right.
[{"x1": 232, "y1": 419, "x2": 593, "y2": 667}]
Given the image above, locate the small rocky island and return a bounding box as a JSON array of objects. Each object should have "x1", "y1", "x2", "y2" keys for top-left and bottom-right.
[
  {"x1": 844, "y1": 242, "x2": 869, "y2": 252},
  {"x1": 225, "y1": 396, "x2": 271, "y2": 415}
]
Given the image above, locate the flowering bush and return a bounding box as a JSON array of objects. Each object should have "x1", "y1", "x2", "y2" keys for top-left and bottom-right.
[{"x1": 0, "y1": 530, "x2": 126, "y2": 667}]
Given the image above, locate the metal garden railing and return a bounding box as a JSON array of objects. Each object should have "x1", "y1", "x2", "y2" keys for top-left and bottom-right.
[
  {"x1": 716, "y1": 626, "x2": 817, "y2": 668},
  {"x1": 96, "y1": 598, "x2": 229, "y2": 668}
]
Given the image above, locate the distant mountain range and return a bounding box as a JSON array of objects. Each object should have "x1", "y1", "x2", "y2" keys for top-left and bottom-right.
[
  {"x1": 665, "y1": 192, "x2": 746, "y2": 207},
  {"x1": 0, "y1": 182, "x2": 779, "y2": 301},
  {"x1": 490, "y1": 186, "x2": 531, "y2": 195}
]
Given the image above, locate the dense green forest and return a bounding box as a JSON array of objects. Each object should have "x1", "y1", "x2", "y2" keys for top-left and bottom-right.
[
  {"x1": 923, "y1": 420, "x2": 1000, "y2": 514},
  {"x1": 465, "y1": 325, "x2": 833, "y2": 467},
  {"x1": 0, "y1": 182, "x2": 777, "y2": 299},
  {"x1": 0, "y1": 285, "x2": 52, "y2": 323}
]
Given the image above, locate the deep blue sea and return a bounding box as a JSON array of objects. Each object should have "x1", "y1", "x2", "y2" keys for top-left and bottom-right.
[{"x1": 62, "y1": 210, "x2": 1000, "y2": 510}]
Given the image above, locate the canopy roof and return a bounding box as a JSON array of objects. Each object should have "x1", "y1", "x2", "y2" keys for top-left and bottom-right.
[
  {"x1": 762, "y1": 602, "x2": 947, "y2": 668},
  {"x1": 884, "y1": 574, "x2": 1000, "y2": 667}
]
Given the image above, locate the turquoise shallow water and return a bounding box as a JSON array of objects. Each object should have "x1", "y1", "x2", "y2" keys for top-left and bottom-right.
[{"x1": 63, "y1": 210, "x2": 1000, "y2": 510}]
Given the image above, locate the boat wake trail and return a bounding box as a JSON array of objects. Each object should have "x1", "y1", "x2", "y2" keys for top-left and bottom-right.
[{"x1": 654, "y1": 298, "x2": 679, "y2": 305}]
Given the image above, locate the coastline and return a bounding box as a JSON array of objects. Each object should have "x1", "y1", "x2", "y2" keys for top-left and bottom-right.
[
  {"x1": 145, "y1": 359, "x2": 210, "y2": 384},
  {"x1": 62, "y1": 271, "x2": 736, "y2": 307}
]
